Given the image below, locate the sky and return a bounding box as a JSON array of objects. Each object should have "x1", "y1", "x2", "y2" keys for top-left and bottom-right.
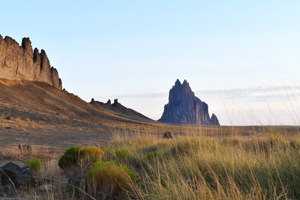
[{"x1": 1, "y1": 1, "x2": 300, "y2": 125}]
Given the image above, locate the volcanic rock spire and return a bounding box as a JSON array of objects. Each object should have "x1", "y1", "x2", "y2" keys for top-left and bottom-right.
[
  {"x1": 0, "y1": 35, "x2": 62, "y2": 90},
  {"x1": 158, "y1": 79, "x2": 220, "y2": 125}
]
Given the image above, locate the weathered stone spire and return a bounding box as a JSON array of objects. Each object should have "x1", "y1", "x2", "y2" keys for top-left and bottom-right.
[
  {"x1": 159, "y1": 79, "x2": 220, "y2": 125},
  {"x1": 0, "y1": 36, "x2": 62, "y2": 90}
]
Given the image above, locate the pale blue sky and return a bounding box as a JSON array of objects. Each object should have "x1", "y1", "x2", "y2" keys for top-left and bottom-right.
[{"x1": 2, "y1": 1, "x2": 300, "y2": 125}]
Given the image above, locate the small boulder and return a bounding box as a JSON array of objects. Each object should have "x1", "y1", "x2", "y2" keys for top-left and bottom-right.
[
  {"x1": 66, "y1": 177, "x2": 85, "y2": 196},
  {"x1": 39, "y1": 184, "x2": 53, "y2": 191},
  {"x1": 0, "y1": 162, "x2": 35, "y2": 189},
  {"x1": 0, "y1": 184, "x2": 17, "y2": 197},
  {"x1": 6, "y1": 116, "x2": 13, "y2": 120},
  {"x1": 164, "y1": 131, "x2": 173, "y2": 139}
]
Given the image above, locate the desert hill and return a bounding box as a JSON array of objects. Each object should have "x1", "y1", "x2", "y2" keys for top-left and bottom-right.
[
  {"x1": 0, "y1": 78, "x2": 162, "y2": 149},
  {"x1": 0, "y1": 36, "x2": 156, "y2": 126},
  {"x1": 90, "y1": 98, "x2": 153, "y2": 123},
  {"x1": 0, "y1": 79, "x2": 156, "y2": 126}
]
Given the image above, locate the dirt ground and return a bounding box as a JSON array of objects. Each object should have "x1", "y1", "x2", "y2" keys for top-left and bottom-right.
[
  {"x1": 0, "y1": 122, "x2": 112, "y2": 149},
  {"x1": 0, "y1": 79, "x2": 156, "y2": 153},
  {"x1": 0, "y1": 120, "x2": 113, "y2": 150}
]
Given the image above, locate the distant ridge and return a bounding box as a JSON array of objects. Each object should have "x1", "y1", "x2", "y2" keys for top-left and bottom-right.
[
  {"x1": 90, "y1": 98, "x2": 154, "y2": 123},
  {"x1": 159, "y1": 79, "x2": 220, "y2": 125},
  {"x1": 0, "y1": 35, "x2": 62, "y2": 90}
]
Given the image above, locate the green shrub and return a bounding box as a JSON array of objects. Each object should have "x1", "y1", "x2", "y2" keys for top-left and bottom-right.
[
  {"x1": 25, "y1": 158, "x2": 45, "y2": 173},
  {"x1": 58, "y1": 146, "x2": 104, "y2": 169},
  {"x1": 145, "y1": 152, "x2": 159, "y2": 161},
  {"x1": 86, "y1": 161, "x2": 139, "y2": 197},
  {"x1": 99, "y1": 146, "x2": 109, "y2": 151},
  {"x1": 115, "y1": 149, "x2": 130, "y2": 159}
]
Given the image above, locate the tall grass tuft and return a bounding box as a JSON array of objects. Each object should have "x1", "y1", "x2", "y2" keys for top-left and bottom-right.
[
  {"x1": 25, "y1": 157, "x2": 46, "y2": 173},
  {"x1": 105, "y1": 133, "x2": 300, "y2": 199},
  {"x1": 85, "y1": 160, "x2": 139, "y2": 199}
]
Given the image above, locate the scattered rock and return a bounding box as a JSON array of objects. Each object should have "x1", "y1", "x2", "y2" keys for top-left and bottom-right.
[
  {"x1": 159, "y1": 79, "x2": 220, "y2": 125},
  {"x1": 6, "y1": 116, "x2": 14, "y2": 120},
  {"x1": 66, "y1": 177, "x2": 85, "y2": 196},
  {"x1": 0, "y1": 162, "x2": 35, "y2": 189},
  {"x1": 164, "y1": 131, "x2": 173, "y2": 139}
]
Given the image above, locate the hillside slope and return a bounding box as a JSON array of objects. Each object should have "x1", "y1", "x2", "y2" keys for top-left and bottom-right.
[
  {"x1": 0, "y1": 79, "x2": 156, "y2": 127},
  {"x1": 90, "y1": 98, "x2": 153, "y2": 123}
]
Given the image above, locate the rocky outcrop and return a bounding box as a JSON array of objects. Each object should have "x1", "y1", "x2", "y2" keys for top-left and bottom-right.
[
  {"x1": 159, "y1": 79, "x2": 220, "y2": 125},
  {"x1": 210, "y1": 113, "x2": 220, "y2": 125},
  {"x1": 90, "y1": 98, "x2": 153, "y2": 122},
  {"x1": 0, "y1": 35, "x2": 62, "y2": 90},
  {"x1": 0, "y1": 162, "x2": 35, "y2": 189}
]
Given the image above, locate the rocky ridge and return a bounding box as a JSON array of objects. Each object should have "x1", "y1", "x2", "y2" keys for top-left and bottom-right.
[
  {"x1": 0, "y1": 35, "x2": 62, "y2": 90},
  {"x1": 159, "y1": 79, "x2": 220, "y2": 125},
  {"x1": 90, "y1": 98, "x2": 153, "y2": 122}
]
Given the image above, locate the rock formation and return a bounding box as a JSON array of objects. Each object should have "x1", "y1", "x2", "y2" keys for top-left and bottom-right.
[
  {"x1": 159, "y1": 79, "x2": 220, "y2": 125},
  {"x1": 0, "y1": 35, "x2": 62, "y2": 90},
  {"x1": 210, "y1": 113, "x2": 220, "y2": 125},
  {"x1": 0, "y1": 162, "x2": 35, "y2": 188},
  {"x1": 90, "y1": 98, "x2": 153, "y2": 122}
]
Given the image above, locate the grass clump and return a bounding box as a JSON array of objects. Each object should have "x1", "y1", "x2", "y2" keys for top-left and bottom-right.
[
  {"x1": 145, "y1": 152, "x2": 159, "y2": 161},
  {"x1": 58, "y1": 146, "x2": 104, "y2": 169},
  {"x1": 25, "y1": 157, "x2": 46, "y2": 173},
  {"x1": 115, "y1": 149, "x2": 130, "y2": 159},
  {"x1": 85, "y1": 160, "x2": 139, "y2": 198}
]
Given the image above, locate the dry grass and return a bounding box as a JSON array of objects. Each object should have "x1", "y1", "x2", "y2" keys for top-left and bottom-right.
[
  {"x1": 107, "y1": 131, "x2": 300, "y2": 200},
  {"x1": 1, "y1": 126, "x2": 300, "y2": 199},
  {"x1": 0, "y1": 145, "x2": 61, "y2": 161}
]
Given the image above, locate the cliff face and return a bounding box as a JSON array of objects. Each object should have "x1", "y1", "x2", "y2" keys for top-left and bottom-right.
[
  {"x1": 0, "y1": 35, "x2": 62, "y2": 90},
  {"x1": 158, "y1": 79, "x2": 220, "y2": 125}
]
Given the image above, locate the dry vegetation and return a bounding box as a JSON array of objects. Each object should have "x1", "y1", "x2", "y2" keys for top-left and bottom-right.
[{"x1": 1, "y1": 126, "x2": 300, "y2": 199}]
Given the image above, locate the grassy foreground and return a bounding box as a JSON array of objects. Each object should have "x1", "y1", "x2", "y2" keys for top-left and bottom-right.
[
  {"x1": 1, "y1": 128, "x2": 300, "y2": 199},
  {"x1": 107, "y1": 133, "x2": 300, "y2": 200}
]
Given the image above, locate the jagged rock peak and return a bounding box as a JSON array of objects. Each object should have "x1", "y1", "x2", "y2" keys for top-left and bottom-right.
[
  {"x1": 106, "y1": 99, "x2": 111, "y2": 106},
  {"x1": 210, "y1": 113, "x2": 220, "y2": 126},
  {"x1": 159, "y1": 79, "x2": 220, "y2": 125},
  {"x1": 0, "y1": 35, "x2": 62, "y2": 90},
  {"x1": 112, "y1": 99, "x2": 119, "y2": 106}
]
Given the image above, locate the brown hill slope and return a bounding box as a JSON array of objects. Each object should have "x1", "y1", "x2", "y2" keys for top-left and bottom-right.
[
  {"x1": 0, "y1": 78, "x2": 156, "y2": 126},
  {"x1": 90, "y1": 98, "x2": 153, "y2": 123},
  {"x1": 0, "y1": 78, "x2": 161, "y2": 149}
]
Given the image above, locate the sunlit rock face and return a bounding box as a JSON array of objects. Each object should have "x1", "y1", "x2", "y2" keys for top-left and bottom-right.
[
  {"x1": 159, "y1": 79, "x2": 220, "y2": 126},
  {"x1": 0, "y1": 35, "x2": 62, "y2": 90}
]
